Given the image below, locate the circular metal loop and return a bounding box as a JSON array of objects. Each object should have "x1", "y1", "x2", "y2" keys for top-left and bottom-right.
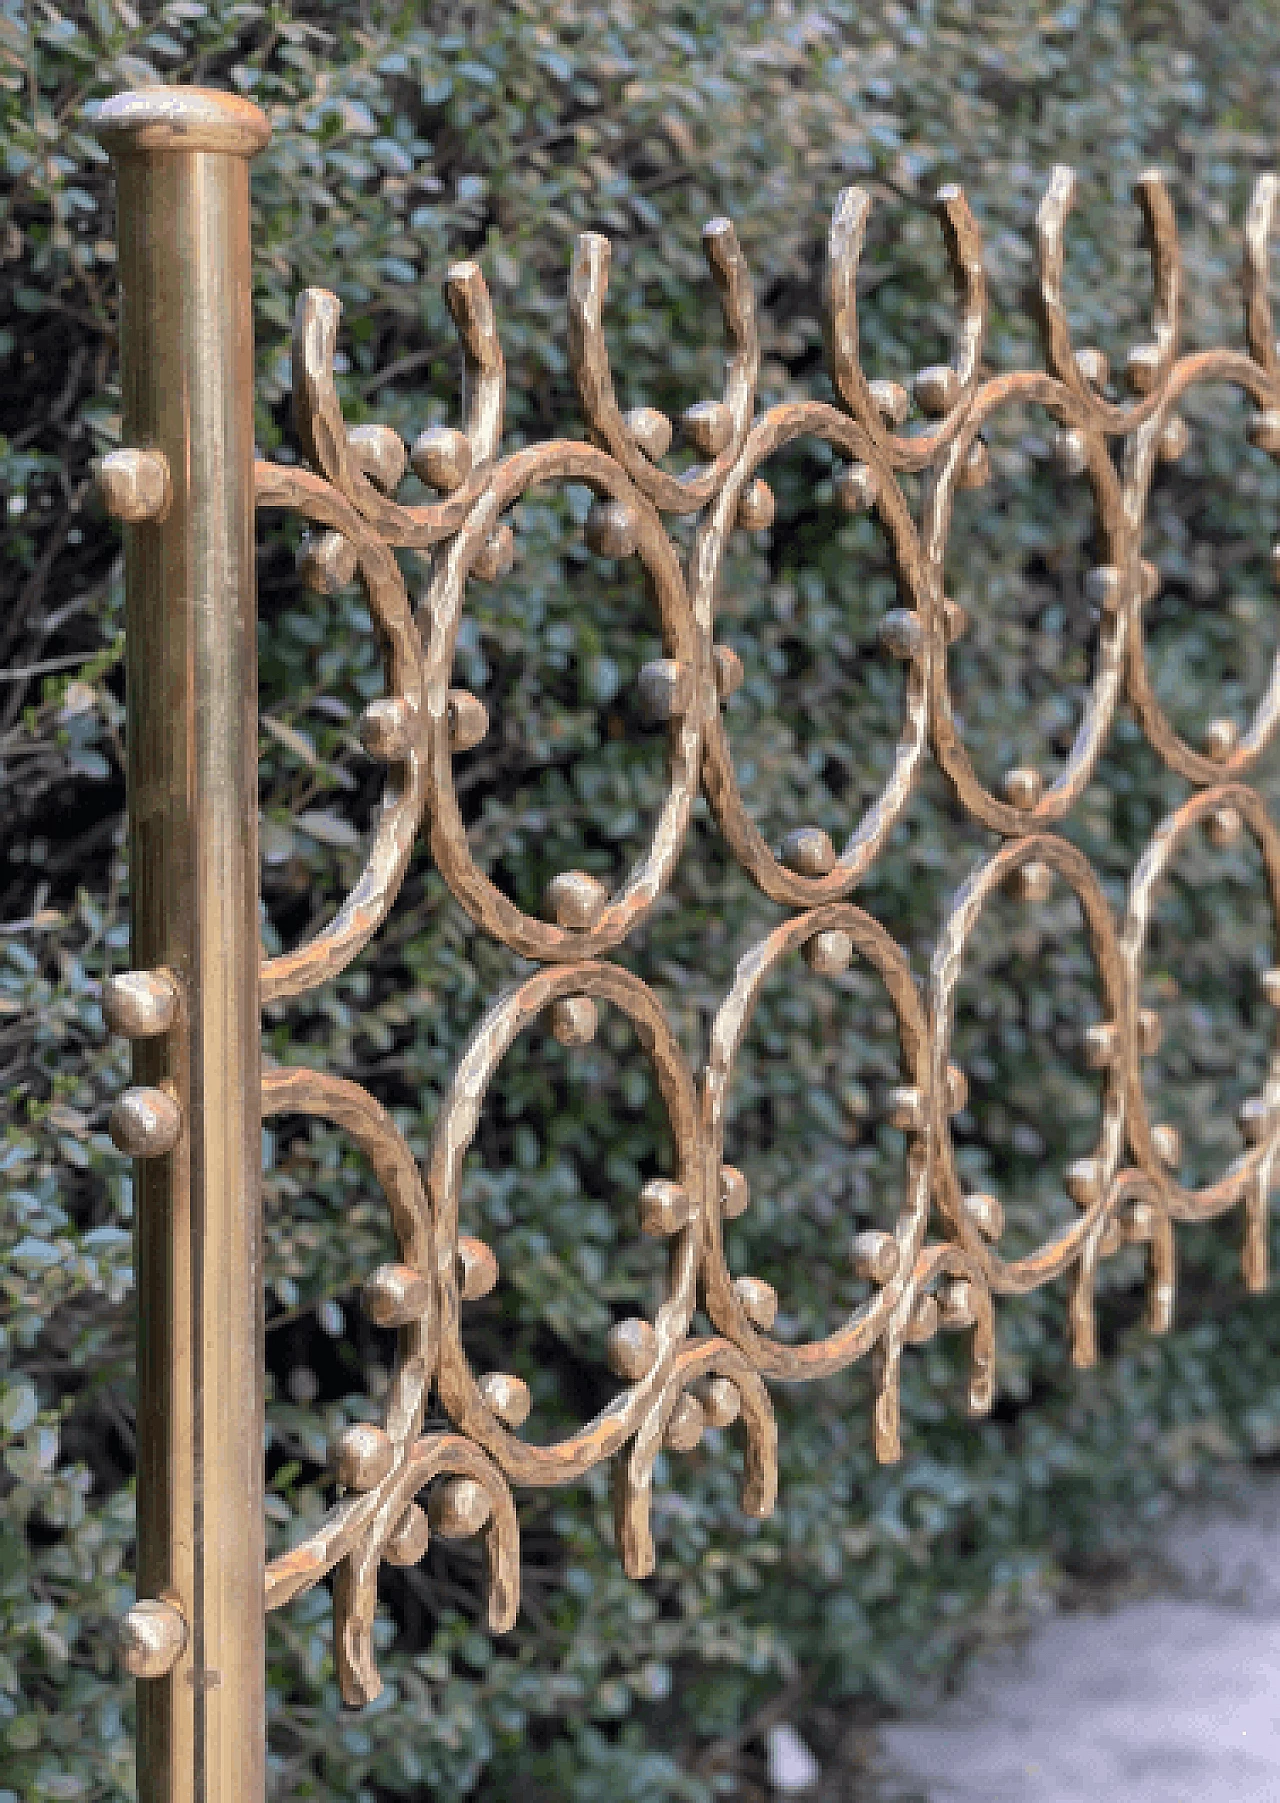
[
  {"x1": 421, "y1": 446, "x2": 704, "y2": 960},
  {"x1": 699, "y1": 402, "x2": 930, "y2": 905},
  {"x1": 699, "y1": 902, "x2": 930, "y2": 1378}
]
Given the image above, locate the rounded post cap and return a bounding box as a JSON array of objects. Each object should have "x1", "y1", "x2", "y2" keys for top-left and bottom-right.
[{"x1": 94, "y1": 87, "x2": 271, "y2": 158}]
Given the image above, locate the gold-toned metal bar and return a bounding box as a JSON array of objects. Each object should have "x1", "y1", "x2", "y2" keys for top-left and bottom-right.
[{"x1": 96, "y1": 88, "x2": 271, "y2": 1803}]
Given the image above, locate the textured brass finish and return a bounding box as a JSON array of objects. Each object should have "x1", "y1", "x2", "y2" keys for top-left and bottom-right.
[
  {"x1": 99, "y1": 87, "x2": 267, "y2": 1803},
  {"x1": 99, "y1": 86, "x2": 1280, "y2": 1780},
  {"x1": 247, "y1": 157, "x2": 1280, "y2": 1671}
]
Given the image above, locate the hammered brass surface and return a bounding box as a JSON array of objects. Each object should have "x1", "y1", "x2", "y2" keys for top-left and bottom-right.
[{"x1": 102, "y1": 82, "x2": 1280, "y2": 1756}]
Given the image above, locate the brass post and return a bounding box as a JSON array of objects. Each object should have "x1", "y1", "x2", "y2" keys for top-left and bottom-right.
[{"x1": 95, "y1": 90, "x2": 271, "y2": 1803}]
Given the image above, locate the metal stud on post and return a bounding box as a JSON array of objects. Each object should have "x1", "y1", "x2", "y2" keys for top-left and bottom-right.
[{"x1": 95, "y1": 89, "x2": 271, "y2": 1803}]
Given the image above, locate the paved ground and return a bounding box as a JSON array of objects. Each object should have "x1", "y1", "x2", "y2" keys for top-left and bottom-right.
[{"x1": 873, "y1": 1477, "x2": 1280, "y2": 1803}]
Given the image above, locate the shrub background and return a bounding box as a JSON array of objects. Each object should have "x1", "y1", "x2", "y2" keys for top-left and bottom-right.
[{"x1": 6, "y1": 3, "x2": 1280, "y2": 1798}]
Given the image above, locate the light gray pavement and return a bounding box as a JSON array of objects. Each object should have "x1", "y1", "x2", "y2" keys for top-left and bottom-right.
[{"x1": 874, "y1": 1477, "x2": 1280, "y2": 1803}]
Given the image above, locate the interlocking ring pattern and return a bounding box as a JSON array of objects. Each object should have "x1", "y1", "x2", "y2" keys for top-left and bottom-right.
[{"x1": 258, "y1": 169, "x2": 1280, "y2": 1703}]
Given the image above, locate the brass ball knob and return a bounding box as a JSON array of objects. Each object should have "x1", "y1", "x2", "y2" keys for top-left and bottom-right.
[
  {"x1": 663, "y1": 1393, "x2": 705, "y2": 1453},
  {"x1": 623, "y1": 405, "x2": 673, "y2": 461},
  {"x1": 638, "y1": 1178, "x2": 693, "y2": 1237},
  {"x1": 963, "y1": 1191, "x2": 1004, "y2": 1241},
  {"x1": 1084, "y1": 566, "x2": 1124, "y2": 614},
  {"x1": 958, "y1": 438, "x2": 991, "y2": 489},
  {"x1": 1076, "y1": 346, "x2": 1110, "y2": 388},
  {"x1": 878, "y1": 610, "x2": 924, "y2": 662},
  {"x1": 545, "y1": 870, "x2": 608, "y2": 930},
  {"x1": 385, "y1": 1502, "x2": 431, "y2": 1567},
  {"x1": 737, "y1": 477, "x2": 776, "y2": 532},
  {"x1": 472, "y1": 521, "x2": 515, "y2": 581},
  {"x1": 348, "y1": 423, "x2": 407, "y2": 493},
  {"x1": 428, "y1": 1476, "x2": 491, "y2": 1539},
  {"x1": 1006, "y1": 860, "x2": 1053, "y2": 903},
  {"x1": 1065, "y1": 1157, "x2": 1104, "y2": 1210},
  {"x1": 362, "y1": 1262, "x2": 430, "y2": 1329},
  {"x1": 719, "y1": 1165, "x2": 750, "y2": 1220},
  {"x1": 109, "y1": 1087, "x2": 182, "y2": 1159},
  {"x1": 693, "y1": 1375, "x2": 741, "y2": 1429},
  {"x1": 938, "y1": 1277, "x2": 975, "y2": 1330},
  {"x1": 297, "y1": 529, "x2": 358, "y2": 594},
  {"x1": 478, "y1": 1371, "x2": 532, "y2": 1428},
  {"x1": 119, "y1": 1597, "x2": 187, "y2": 1679},
  {"x1": 333, "y1": 1423, "x2": 394, "y2": 1491},
  {"x1": 1239, "y1": 1097, "x2": 1271, "y2": 1146},
  {"x1": 712, "y1": 643, "x2": 745, "y2": 701},
  {"x1": 802, "y1": 928, "x2": 854, "y2": 977},
  {"x1": 1052, "y1": 427, "x2": 1088, "y2": 476},
  {"x1": 410, "y1": 424, "x2": 473, "y2": 493},
  {"x1": 1124, "y1": 342, "x2": 1161, "y2": 396},
  {"x1": 447, "y1": 689, "x2": 489, "y2": 753},
  {"x1": 550, "y1": 995, "x2": 598, "y2": 1048},
  {"x1": 885, "y1": 1084, "x2": 925, "y2": 1133},
  {"x1": 457, "y1": 1236, "x2": 499, "y2": 1302},
  {"x1": 681, "y1": 400, "x2": 732, "y2": 458},
  {"x1": 100, "y1": 969, "x2": 179, "y2": 1040},
  {"x1": 585, "y1": 498, "x2": 640, "y2": 559},
  {"x1": 1247, "y1": 410, "x2": 1280, "y2": 456},
  {"x1": 636, "y1": 658, "x2": 692, "y2": 725},
  {"x1": 836, "y1": 462, "x2": 878, "y2": 513},
  {"x1": 97, "y1": 448, "x2": 171, "y2": 525},
  {"x1": 606, "y1": 1317, "x2": 659, "y2": 1382},
  {"x1": 359, "y1": 697, "x2": 414, "y2": 761},
  {"x1": 1151, "y1": 1122, "x2": 1182, "y2": 1169},
  {"x1": 912, "y1": 363, "x2": 960, "y2": 417},
  {"x1": 733, "y1": 1275, "x2": 778, "y2": 1332},
  {"x1": 1003, "y1": 767, "x2": 1045, "y2": 812},
  {"x1": 869, "y1": 379, "x2": 909, "y2": 427},
  {"x1": 779, "y1": 826, "x2": 837, "y2": 878},
  {"x1": 1157, "y1": 414, "x2": 1190, "y2": 463},
  {"x1": 1203, "y1": 717, "x2": 1240, "y2": 763},
  {"x1": 851, "y1": 1229, "x2": 900, "y2": 1285}
]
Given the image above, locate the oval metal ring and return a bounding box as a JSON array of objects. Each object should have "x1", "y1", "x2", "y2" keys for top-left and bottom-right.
[
  {"x1": 926, "y1": 374, "x2": 1129, "y2": 834},
  {"x1": 422, "y1": 442, "x2": 704, "y2": 959},
  {"x1": 1121, "y1": 782, "x2": 1280, "y2": 1220},
  {"x1": 256, "y1": 462, "x2": 429, "y2": 1004},
  {"x1": 929, "y1": 834, "x2": 1129, "y2": 1293},
  {"x1": 429, "y1": 961, "x2": 703, "y2": 1486},
  {"x1": 699, "y1": 901, "x2": 929, "y2": 1379},
  {"x1": 699, "y1": 401, "x2": 930, "y2": 905},
  {"x1": 1123, "y1": 352, "x2": 1280, "y2": 784}
]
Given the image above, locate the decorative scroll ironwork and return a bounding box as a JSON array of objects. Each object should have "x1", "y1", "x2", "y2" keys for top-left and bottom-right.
[{"x1": 254, "y1": 168, "x2": 1280, "y2": 1704}]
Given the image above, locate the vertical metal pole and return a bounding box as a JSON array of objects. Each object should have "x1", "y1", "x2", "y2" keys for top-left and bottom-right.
[{"x1": 94, "y1": 90, "x2": 270, "y2": 1803}]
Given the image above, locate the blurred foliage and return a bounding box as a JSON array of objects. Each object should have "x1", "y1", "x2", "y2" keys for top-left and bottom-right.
[{"x1": 7, "y1": 1, "x2": 1280, "y2": 1798}]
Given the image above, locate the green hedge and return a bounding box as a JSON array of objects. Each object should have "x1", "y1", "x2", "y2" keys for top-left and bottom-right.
[{"x1": 6, "y1": 3, "x2": 1280, "y2": 1797}]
